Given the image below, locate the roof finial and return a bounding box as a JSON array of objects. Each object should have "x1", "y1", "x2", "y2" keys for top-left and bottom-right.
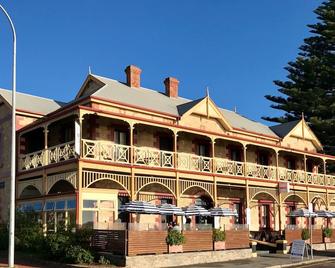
[
  {"x1": 206, "y1": 86, "x2": 210, "y2": 98},
  {"x1": 234, "y1": 106, "x2": 237, "y2": 113},
  {"x1": 301, "y1": 111, "x2": 305, "y2": 121},
  {"x1": 88, "y1": 66, "x2": 92, "y2": 75}
]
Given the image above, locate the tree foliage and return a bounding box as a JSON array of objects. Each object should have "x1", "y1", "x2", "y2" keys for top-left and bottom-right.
[{"x1": 263, "y1": 0, "x2": 335, "y2": 154}]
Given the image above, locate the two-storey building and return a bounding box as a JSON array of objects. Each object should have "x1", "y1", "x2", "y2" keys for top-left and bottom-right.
[{"x1": 5, "y1": 65, "x2": 335, "y2": 234}]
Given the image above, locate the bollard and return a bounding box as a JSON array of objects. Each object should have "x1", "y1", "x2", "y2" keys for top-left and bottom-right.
[
  {"x1": 276, "y1": 240, "x2": 288, "y2": 254},
  {"x1": 251, "y1": 241, "x2": 257, "y2": 257}
]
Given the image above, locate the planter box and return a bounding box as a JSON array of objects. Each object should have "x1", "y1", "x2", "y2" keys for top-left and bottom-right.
[
  {"x1": 324, "y1": 237, "x2": 331, "y2": 243},
  {"x1": 214, "y1": 241, "x2": 226, "y2": 250},
  {"x1": 168, "y1": 245, "x2": 183, "y2": 253}
]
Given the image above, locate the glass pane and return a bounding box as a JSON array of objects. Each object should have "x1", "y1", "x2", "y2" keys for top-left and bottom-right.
[
  {"x1": 100, "y1": 200, "x2": 114, "y2": 209},
  {"x1": 34, "y1": 202, "x2": 43, "y2": 212},
  {"x1": 67, "y1": 199, "x2": 76, "y2": 210},
  {"x1": 83, "y1": 200, "x2": 98, "y2": 209},
  {"x1": 45, "y1": 201, "x2": 55, "y2": 211},
  {"x1": 67, "y1": 210, "x2": 76, "y2": 227},
  {"x1": 82, "y1": 211, "x2": 97, "y2": 229},
  {"x1": 57, "y1": 211, "x2": 66, "y2": 229},
  {"x1": 56, "y1": 200, "x2": 66, "y2": 210}
]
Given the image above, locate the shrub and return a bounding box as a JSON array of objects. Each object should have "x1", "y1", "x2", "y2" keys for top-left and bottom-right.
[
  {"x1": 98, "y1": 256, "x2": 111, "y2": 265},
  {"x1": 301, "y1": 228, "x2": 310, "y2": 240},
  {"x1": 0, "y1": 225, "x2": 8, "y2": 250},
  {"x1": 72, "y1": 228, "x2": 93, "y2": 249},
  {"x1": 166, "y1": 230, "x2": 185, "y2": 246},
  {"x1": 65, "y1": 245, "x2": 94, "y2": 264},
  {"x1": 212, "y1": 229, "x2": 226, "y2": 242},
  {"x1": 323, "y1": 227, "x2": 333, "y2": 238},
  {"x1": 44, "y1": 232, "x2": 72, "y2": 259}
]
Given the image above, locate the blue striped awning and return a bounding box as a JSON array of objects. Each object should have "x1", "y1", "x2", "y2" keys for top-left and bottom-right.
[
  {"x1": 209, "y1": 207, "x2": 238, "y2": 217},
  {"x1": 119, "y1": 201, "x2": 160, "y2": 214}
]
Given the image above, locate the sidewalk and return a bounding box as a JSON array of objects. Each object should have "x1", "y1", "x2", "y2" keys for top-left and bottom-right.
[{"x1": 177, "y1": 252, "x2": 334, "y2": 268}]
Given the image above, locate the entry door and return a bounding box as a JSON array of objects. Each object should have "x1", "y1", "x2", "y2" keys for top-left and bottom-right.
[{"x1": 260, "y1": 204, "x2": 270, "y2": 229}]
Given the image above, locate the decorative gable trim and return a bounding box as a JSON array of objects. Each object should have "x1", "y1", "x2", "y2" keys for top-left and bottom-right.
[{"x1": 75, "y1": 75, "x2": 105, "y2": 99}]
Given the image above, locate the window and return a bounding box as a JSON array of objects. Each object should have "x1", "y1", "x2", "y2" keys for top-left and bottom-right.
[
  {"x1": 230, "y1": 148, "x2": 241, "y2": 162},
  {"x1": 198, "y1": 144, "x2": 209, "y2": 157},
  {"x1": 287, "y1": 205, "x2": 296, "y2": 225},
  {"x1": 287, "y1": 158, "x2": 296, "y2": 170},
  {"x1": 233, "y1": 203, "x2": 243, "y2": 224},
  {"x1": 82, "y1": 199, "x2": 115, "y2": 229},
  {"x1": 258, "y1": 151, "x2": 269, "y2": 166},
  {"x1": 115, "y1": 130, "x2": 127, "y2": 145}
]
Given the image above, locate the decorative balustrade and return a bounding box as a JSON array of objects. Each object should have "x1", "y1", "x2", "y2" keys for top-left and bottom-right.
[
  {"x1": 18, "y1": 138, "x2": 335, "y2": 188},
  {"x1": 177, "y1": 153, "x2": 212, "y2": 172},
  {"x1": 19, "y1": 141, "x2": 76, "y2": 171},
  {"x1": 134, "y1": 147, "x2": 174, "y2": 168},
  {"x1": 214, "y1": 158, "x2": 244, "y2": 176},
  {"x1": 246, "y1": 163, "x2": 276, "y2": 180},
  {"x1": 82, "y1": 139, "x2": 130, "y2": 164}
]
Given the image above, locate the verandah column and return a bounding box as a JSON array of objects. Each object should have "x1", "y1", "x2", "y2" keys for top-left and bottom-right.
[
  {"x1": 42, "y1": 124, "x2": 48, "y2": 233},
  {"x1": 211, "y1": 137, "x2": 217, "y2": 207},
  {"x1": 76, "y1": 113, "x2": 84, "y2": 226},
  {"x1": 243, "y1": 143, "x2": 251, "y2": 227},
  {"x1": 129, "y1": 121, "x2": 135, "y2": 201}
]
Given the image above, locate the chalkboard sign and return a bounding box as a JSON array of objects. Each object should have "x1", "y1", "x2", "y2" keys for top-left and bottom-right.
[{"x1": 290, "y1": 240, "x2": 308, "y2": 260}]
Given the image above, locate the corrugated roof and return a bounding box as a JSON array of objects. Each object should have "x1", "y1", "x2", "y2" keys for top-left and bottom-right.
[
  {"x1": 270, "y1": 120, "x2": 300, "y2": 138},
  {"x1": 0, "y1": 88, "x2": 65, "y2": 115},
  {"x1": 90, "y1": 75, "x2": 279, "y2": 138}
]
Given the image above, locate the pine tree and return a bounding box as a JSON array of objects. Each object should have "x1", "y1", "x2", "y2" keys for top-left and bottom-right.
[{"x1": 263, "y1": 0, "x2": 335, "y2": 155}]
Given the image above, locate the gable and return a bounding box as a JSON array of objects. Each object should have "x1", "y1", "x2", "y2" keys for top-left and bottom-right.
[
  {"x1": 282, "y1": 120, "x2": 322, "y2": 151},
  {"x1": 75, "y1": 75, "x2": 105, "y2": 99},
  {"x1": 179, "y1": 97, "x2": 232, "y2": 131}
]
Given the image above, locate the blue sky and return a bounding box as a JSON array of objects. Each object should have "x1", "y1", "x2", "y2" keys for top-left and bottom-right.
[{"x1": 0, "y1": 1, "x2": 322, "y2": 124}]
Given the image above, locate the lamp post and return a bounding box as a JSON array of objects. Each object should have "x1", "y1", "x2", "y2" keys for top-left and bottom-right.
[{"x1": 0, "y1": 4, "x2": 16, "y2": 268}]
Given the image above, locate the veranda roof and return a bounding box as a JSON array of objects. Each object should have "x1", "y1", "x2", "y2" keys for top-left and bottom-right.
[
  {"x1": 183, "y1": 205, "x2": 210, "y2": 216},
  {"x1": 209, "y1": 207, "x2": 238, "y2": 217},
  {"x1": 158, "y1": 204, "x2": 185, "y2": 216},
  {"x1": 119, "y1": 201, "x2": 160, "y2": 214},
  {"x1": 314, "y1": 210, "x2": 335, "y2": 218},
  {"x1": 289, "y1": 208, "x2": 317, "y2": 218}
]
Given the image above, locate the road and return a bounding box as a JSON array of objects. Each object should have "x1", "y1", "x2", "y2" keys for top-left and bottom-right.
[{"x1": 302, "y1": 260, "x2": 335, "y2": 267}]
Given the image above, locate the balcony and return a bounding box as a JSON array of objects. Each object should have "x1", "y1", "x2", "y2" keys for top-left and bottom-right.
[
  {"x1": 19, "y1": 141, "x2": 76, "y2": 171},
  {"x1": 18, "y1": 139, "x2": 335, "y2": 187}
]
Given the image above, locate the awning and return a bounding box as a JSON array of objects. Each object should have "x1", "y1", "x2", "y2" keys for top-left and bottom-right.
[
  {"x1": 209, "y1": 207, "x2": 238, "y2": 217},
  {"x1": 119, "y1": 201, "x2": 160, "y2": 214},
  {"x1": 289, "y1": 208, "x2": 317, "y2": 218},
  {"x1": 158, "y1": 204, "x2": 185, "y2": 216},
  {"x1": 314, "y1": 210, "x2": 335, "y2": 218},
  {"x1": 183, "y1": 205, "x2": 210, "y2": 216}
]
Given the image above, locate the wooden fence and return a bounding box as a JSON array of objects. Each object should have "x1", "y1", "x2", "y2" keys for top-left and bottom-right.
[
  {"x1": 285, "y1": 228, "x2": 325, "y2": 245},
  {"x1": 92, "y1": 228, "x2": 250, "y2": 256}
]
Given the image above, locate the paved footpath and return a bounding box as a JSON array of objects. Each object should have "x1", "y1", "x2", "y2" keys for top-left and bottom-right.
[{"x1": 175, "y1": 253, "x2": 334, "y2": 268}]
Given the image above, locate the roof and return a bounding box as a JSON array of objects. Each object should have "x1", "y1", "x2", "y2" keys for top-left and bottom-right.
[
  {"x1": 0, "y1": 88, "x2": 65, "y2": 115},
  {"x1": 87, "y1": 75, "x2": 279, "y2": 138},
  {"x1": 270, "y1": 120, "x2": 300, "y2": 138}
]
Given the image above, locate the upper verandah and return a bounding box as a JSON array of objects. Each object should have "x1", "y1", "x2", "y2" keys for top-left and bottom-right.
[{"x1": 6, "y1": 64, "x2": 323, "y2": 156}]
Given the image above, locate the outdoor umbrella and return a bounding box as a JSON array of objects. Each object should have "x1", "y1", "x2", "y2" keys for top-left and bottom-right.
[
  {"x1": 119, "y1": 201, "x2": 160, "y2": 214},
  {"x1": 314, "y1": 210, "x2": 335, "y2": 218},
  {"x1": 289, "y1": 208, "x2": 317, "y2": 259},
  {"x1": 158, "y1": 203, "x2": 185, "y2": 216},
  {"x1": 209, "y1": 207, "x2": 238, "y2": 217},
  {"x1": 182, "y1": 205, "x2": 210, "y2": 216}
]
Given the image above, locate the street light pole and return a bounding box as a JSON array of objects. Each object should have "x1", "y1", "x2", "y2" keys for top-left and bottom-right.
[{"x1": 0, "y1": 4, "x2": 16, "y2": 268}]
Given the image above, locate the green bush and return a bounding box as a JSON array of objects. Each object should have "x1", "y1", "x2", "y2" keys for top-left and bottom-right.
[
  {"x1": 166, "y1": 230, "x2": 185, "y2": 246},
  {"x1": 72, "y1": 228, "x2": 93, "y2": 249},
  {"x1": 212, "y1": 229, "x2": 226, "y2": 242},
  {"x1": 65, "y1": 245, "x2": 94, "y2": 264},
  {"x1": 98, "y1": 256, "x2": 111, "y2": 265},
  {"x1": 44, "y1": 232, "x2": 72, "y2": 259},
  {"x1": 301, "y1": 228, "x2": 310, "y2": 240},
  {"x1": 0, "y1": 225, "x2": 8, "y2": 250},
  {"x1": 323, "y1": 227, "x2": 333, "y2": 238}
]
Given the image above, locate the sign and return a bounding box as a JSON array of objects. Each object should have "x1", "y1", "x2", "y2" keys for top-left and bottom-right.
[
  {"x1": 279, "y1": 182, "x2": 290, "y2": 193},
  {"x1": 75, "y1": 120, "x2": 81, "y2": 155},
  {"x1": 290, "y1": 240, "x2": 308, "y2": 260}
]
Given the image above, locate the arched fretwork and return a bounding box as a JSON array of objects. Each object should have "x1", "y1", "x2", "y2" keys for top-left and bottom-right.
[
  {"x1": 310, "y1": 194, "x2": 327, "y2": 210},
  {"x1": 48, "y1": 180, "x2": 76, "y2": 195},
  {"x1": 82, "y1": 170, "x2": 131, "y2": 195},
  {"x1": 281, "y1": 192, "x2": 307, "y2": 206},
  {"x1": 17, "y1": 177, "x2": 43, "y2": 198},
  {"x1": 135, "y1": 176, "x2": 176, "y2": 198},
  {"x1": 179, "y1": 179, "x2": 214, "y2": 201},
  {"x1": 47, "y1": 171, "x2": 77, "y2": 194},
  {"x1": 249, "y1": 187, "x2": 279, "y2": 205},
  {"x1": 19, "y1": 185, "x2": 42, "y2": 199}
]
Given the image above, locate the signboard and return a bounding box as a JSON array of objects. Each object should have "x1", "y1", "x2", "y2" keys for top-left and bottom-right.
[
  {"x1": 279, "y1": 182, "x2": 290, "y2": 193},
  {"x1": 75, "y1": 120, "x2": 81, "y2": 155},
  {"x1": 290, "y1": 240, "x2": 308, "y2": 260}
]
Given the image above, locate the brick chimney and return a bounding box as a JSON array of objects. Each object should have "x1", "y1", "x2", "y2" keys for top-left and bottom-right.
[
  {"x1": 125, "y1": 65, "x2": 142, "y2": 88},
  {"x1": 164, "y1": 77, "x2": 179, "y2": 98}
]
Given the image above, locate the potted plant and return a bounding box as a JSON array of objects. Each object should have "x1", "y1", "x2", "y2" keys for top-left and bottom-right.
[
  {"x1": 166, "y1": 230, "x2": 185, "y2": 253},
  {"x1": 323, "y1": 227, "x2": 333, "y2": 243},
  {"x1": 213, "y1": 228, "x2": 226, "y2": 250},
  {"x1": 301, "y1": 228, "x2": 310, "y2": 243}
]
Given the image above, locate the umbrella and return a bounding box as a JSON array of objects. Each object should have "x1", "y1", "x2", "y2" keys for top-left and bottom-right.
[
  {"x1": 158, "y1": 203, "x2": 185, "y2": 216},
  {"x1": 119, "y1": 201, "x2": 160, "y2": 214},
  {"x1": 289, "y1": 208, "x2": 317, "y2": 218},
  {"x1": 314, "y1": 210, "x2": 335, "y2": 218},
  {"x1": 182, "y1": 205, "x2": 210, "y2": 216},
  {"x1": 209, "y1": 207, "x2": 238, "y2": 217}
]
